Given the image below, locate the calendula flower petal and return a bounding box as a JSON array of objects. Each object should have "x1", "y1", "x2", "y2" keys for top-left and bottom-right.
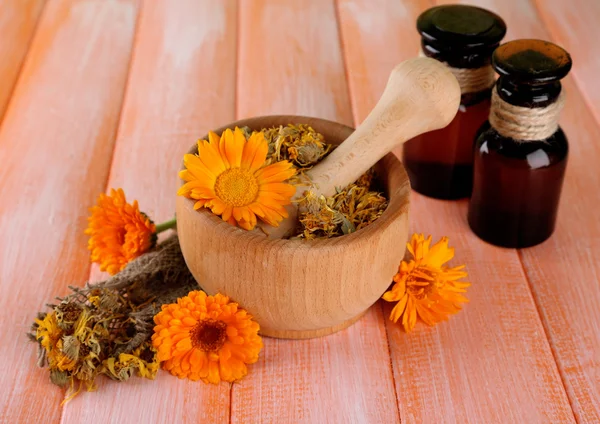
[{"x1": 243, "y1": 132, "x2": 269, "y2": 171}]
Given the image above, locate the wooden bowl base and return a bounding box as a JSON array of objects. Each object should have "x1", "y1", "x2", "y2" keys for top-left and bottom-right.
[{"x1": 259, "y1": 311, "x2": 367, "y2": 340}]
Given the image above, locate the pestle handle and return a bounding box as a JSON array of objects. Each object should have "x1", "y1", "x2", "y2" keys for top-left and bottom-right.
[
  {"x1": 261, "y1": 57, "x2": 461, "y2": 238},
  {"x1": 305, "y1": 57, "x2": 460, "y2": 198}
]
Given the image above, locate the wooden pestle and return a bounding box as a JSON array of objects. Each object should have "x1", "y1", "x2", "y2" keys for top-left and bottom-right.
[{"x1": 260, "y1": 57, "x2": 461, "y2": 238}]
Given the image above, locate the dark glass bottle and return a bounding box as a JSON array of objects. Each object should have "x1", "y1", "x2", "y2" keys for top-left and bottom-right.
[
  {"x1": 468, "y1": 39, "x2": 572, "y2": 248},
  {"x1": 403, "y1": 5, "x2": 506, "y2": 199}
]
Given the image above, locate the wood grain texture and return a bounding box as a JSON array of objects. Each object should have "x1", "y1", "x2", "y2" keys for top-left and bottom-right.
[
  {"x1": 0, "y1": 0, "x2": 138, "y2": 422},
  {"x1": 177, "y1": 115, "x2": 410, "y2": 339},
  {"x1": 1, "y1": 0, "x2": 596, "y2": 422},
  {"x1": 237, "y1": 0, "x2": 353, "y2": 125},
  {"x1": 337, "y1": 0, "x2": 576, "y2": 422},
  {"x1": 233, "y1": 0, "x2": 400, "y2": 421},
  {"x1": 61, "y1": 1, "x2": 237, "y2": 422},
  {"x1": 435, "y1": 0, "x2": 600, "y2": 421},
  {"x1": 0, "y1": 0, "x2": 46, "y2": 123},
  {"x1": 531, "y1": 0, "x2": 600, "y2": 127}
]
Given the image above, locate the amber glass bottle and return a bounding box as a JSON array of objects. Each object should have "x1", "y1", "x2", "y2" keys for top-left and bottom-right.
[
  {"x1": 468, "y1": 40, "x2": 572, "y2": 248},
  {"x1": 403, "y1": 5, "x2": 506, "y2": 199}
]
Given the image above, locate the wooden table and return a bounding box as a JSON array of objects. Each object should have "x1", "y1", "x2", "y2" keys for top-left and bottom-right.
[{"x1": 2, "y1": 1, "x2": 598, "y2": 422}]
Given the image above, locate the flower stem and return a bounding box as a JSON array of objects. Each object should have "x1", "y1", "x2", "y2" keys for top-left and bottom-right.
[{"x1": 155, "y1": 217, "x2": 177, "y2": 234}]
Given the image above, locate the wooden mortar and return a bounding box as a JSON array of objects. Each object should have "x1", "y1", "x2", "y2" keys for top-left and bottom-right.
[{"x1": 176, "y1": 58, "x2": 460, "y2": 339}]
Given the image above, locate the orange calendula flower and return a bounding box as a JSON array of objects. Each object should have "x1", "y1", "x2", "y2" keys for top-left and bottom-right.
[
  {"x1": 85, "y1": 188, "x2": 156, "y2": 275},
  {"x1": 152, "y1": 291, "x2": 263, "y2": 384},
  {"x1": 178, "y1": 127, "x2": 296, "y2": 230},
  {"x1": 382, "y1": 234, "x2": 470, "y2": 332}
]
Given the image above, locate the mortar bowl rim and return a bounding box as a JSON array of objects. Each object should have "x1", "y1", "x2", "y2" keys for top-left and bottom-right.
[{"x1": 178, "y1": 115, "x2": 410, "y2": 251}]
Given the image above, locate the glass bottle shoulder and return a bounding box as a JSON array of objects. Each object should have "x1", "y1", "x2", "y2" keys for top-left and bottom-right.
[{"x1": 475, "y1": 121, "x2": 568, "y2": 169}]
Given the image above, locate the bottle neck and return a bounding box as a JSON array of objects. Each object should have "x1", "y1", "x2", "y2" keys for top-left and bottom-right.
[
  {"x1": 496, "y1": 76, "x2": 562, "y2": 108},
  {"x1": 489, "y1": 83, "x2": 565, "y2": 141},
  {"x1": 420, "y1": 42, "x2": 496, "y2": 98},
  {"x1": 420, "y1": 40, "x2": 498, "y2": 68}
]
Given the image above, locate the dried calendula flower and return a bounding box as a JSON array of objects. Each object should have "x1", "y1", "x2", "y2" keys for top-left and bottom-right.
[
  {"x1": 102, "y1": 344, "x2": 159, "y2": 381},
  {"x1": 382, "y1": 234, "x2": 470, "y2": 332},
  {"x1": 29, "y1": 235, "x2": 199, "y2": 401},
  {"x1": 297, "y1": 169, "x2": 388, "y2": 240},
  {"x1": 35, "y1": 311, "x2": 62, "y2": 353},
  {"x1": 262, "y1": 124, "x2": 332, "y2": 167}
]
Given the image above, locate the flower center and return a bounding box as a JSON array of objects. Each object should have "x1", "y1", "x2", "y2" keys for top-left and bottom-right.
[
  {"x1": 407, "y1": 268, "x2": 438, "y2": 300},
  {"x1": 214, "y1": 168, "x2": 259, "y2": 207},
  {"x1": 190, "y1": 319, "x2": 228, "y2": 352}
]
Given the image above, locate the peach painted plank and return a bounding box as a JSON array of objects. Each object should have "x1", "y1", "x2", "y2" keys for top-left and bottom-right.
[
  {"x1": 237, "y1": 0, "x2": 353, "y2": 125},
  {"x1": 436, "y1": 0, "x2": 600, "y2": 420},
  {"x1": 337, "y1": 0, "x2": 576, "y2": 422},
  {"x1": 61, "y1": 1, "x2": 237, "y2": 422},
  {"x1": 0, "y1": 0, "x2": 46, "y2": 123},
  {"x1": 336, "y1": 0, "x2": 432, "y2": 125},
  {"x1": 0, "y1": 0, "x2": 138, "y2": 422},
  {"x1": 532, "y1": 0, "x2": 600, "y2": 127},
  {"x1": 233, "y1": 1, "x2": 399, "y2": 422}
]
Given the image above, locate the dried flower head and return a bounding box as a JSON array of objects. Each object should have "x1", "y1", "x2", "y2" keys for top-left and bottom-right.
[
  {"x1": 382, "y1": 234, "x2": 470, "y2": 332},
  {"x1": 297, "y1": 169, "x2": 388, "y2": 239},
  {"x1": 86, "y1": 188, "x2": 156, "y2": 275},
  {"x1": 261, "y1": 124, "x2": 331, "y2": 167},
  {"x1": 178, "y1": 127, "x2": 296, "y2": 230},
  {"x1": 152, "y1": 291, "x2": 263, "y2": 384},
  {"x1": 35, "y1": 311, "x2": 62, "y2": 352},
  {"x1": 102, "y1": 344, "x2": 159, "y2": 381}
]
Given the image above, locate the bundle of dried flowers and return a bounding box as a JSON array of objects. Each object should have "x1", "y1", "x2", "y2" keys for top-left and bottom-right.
[{"x1": 29, "y1": 235, "x2": 199, "y2": 397}]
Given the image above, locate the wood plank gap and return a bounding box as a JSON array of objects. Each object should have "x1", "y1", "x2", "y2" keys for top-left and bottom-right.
[
  {"x1": 59, "y1": 1, "x2": 236, "y2": 420},
  {"x1": 517, "y1": 249, "x2": 579, "y2": 423},
  {"x1": 333, "y1": 0, "x2": 402, "y2": 419},
  {"x1": 89, "y1": 0, "x2": 145, "y2": 204},
  {"x1": 0, "y1": 0, "x2": 142, "y2": 419},
  {"x1": 333, "y1": 0, "x2": 358, "y2": 126},
  {"x1": 229, "y1": 382, "x2": 234, "y2": 424},
  {"x1": 337, "y1": 1, "x2": 576, "y2": 420},
  {"x1": 58, "y1": 0, "x2": 143, "y2": 414},
  {"x1": 380, "y1": 301, "x2": 403, "y2": 421},
  {"x1": 229, "y1": 1, "x2": 241, "y2": 422},
  {"x1": 529, "y1": 0, "x2": 600, "y2": 135},
  {"x1": 234, "y1": 0, "x2": 241, "y2": 122},
  {"x1": 0, "y1": 0, "x2": 48, "y2": 129},
  {"x1": 232, "y1": 2, "x2": 396, "y2": 421},
  {"x1": 512, "y1": 9, "x2": 588, "y2": 420}
]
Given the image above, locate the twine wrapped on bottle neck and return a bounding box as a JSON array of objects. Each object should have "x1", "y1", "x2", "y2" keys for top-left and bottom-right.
[
  {"x1": 418, "y1": 49, "x2": 496, "y2": 95},
  {"x1": 489, "y1": 87, "x2": 566, "y2": 141}
]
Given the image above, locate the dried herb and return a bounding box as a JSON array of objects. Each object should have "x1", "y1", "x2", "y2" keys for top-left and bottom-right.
[
  {"x1": 242, "y1": 124, "x2": 332, "y2": 168},
  {"x1": 242, "y1": 123, "x2": 389, "y2": 239},
  {"x1": 296, "y1": 169, "x2": 388, "y2": 240},
  {"x1": 29, "y1": 235, "x2": 198, "y2": 398}
]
